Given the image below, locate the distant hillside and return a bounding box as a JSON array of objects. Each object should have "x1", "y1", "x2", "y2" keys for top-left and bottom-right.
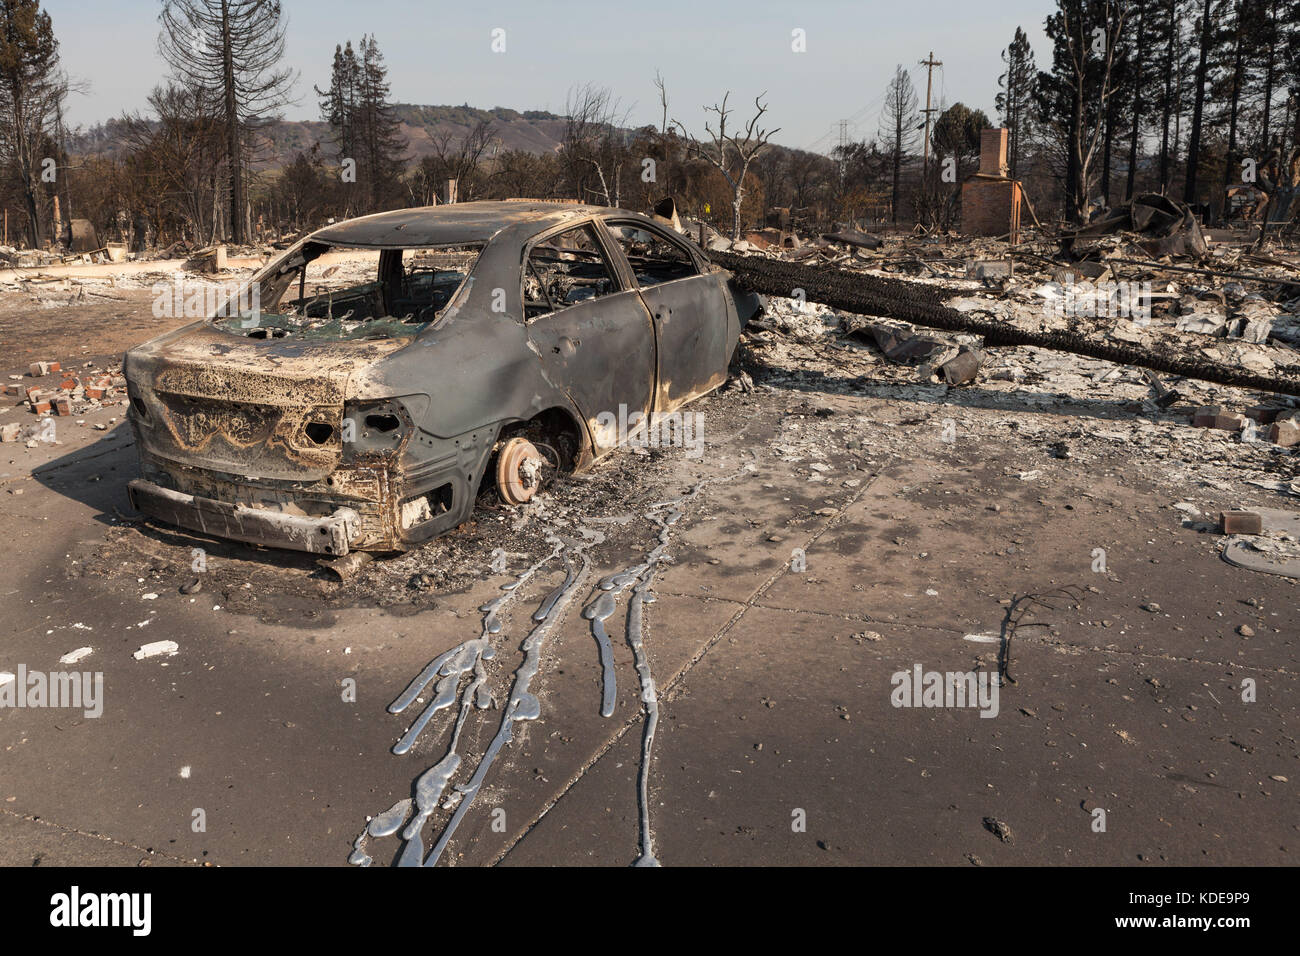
[
  {"x1": 392, "y1": 104, "x2": 570, "y2": 158},
  {"x1": 71, "y1": 103, "x2": 828, "y2": 191},
  {"x1": 73, "y1": 104, "x2": 571, "y2": 169}
]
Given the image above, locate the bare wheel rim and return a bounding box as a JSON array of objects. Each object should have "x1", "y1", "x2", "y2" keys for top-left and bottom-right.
[{"x1": 496, "y1": 436, "x2": 543, "y2": 505}]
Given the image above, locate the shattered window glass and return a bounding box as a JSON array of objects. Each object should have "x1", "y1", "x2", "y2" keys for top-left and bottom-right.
[
  {"x1": 604, "y1": 221, "x2": 698, "y2": 287},
  {"x1": 215, "y1": 242, "x2": 483, "y2": 340},
  {"x1": 523, "y1": 224, "x2": 619, "y2": 320}
]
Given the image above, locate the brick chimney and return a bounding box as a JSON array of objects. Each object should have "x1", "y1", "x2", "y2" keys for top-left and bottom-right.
[{"x1": 979, "y1": 128, "x2": 1009, "y2": 178}]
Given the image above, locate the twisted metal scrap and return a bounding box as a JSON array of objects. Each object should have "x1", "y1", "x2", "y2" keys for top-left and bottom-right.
[{"x1": 709, "y1": 250, "x2": 1300, "y2": 398}]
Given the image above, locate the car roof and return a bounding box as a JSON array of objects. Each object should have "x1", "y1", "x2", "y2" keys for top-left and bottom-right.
[{"x1": 309, "y1": 201, "x2": 633, "y2": 247}]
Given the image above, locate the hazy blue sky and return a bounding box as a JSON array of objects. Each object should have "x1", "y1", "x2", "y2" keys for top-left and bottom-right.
[{"x1": 49, "y1": 0, "x2": 1056, "y2": 153}]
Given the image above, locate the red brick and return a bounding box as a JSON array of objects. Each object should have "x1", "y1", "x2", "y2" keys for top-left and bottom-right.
[
  {"x1": 1268, "y1": 420, "x2": 1300, "y2": 447},
  {"x1": 1221, "y1": 511, "x2": 1263, "y2": 534},
  {"x1": 1245, "y1": 405, "x2": 1284, "y2": 424},
  {"x1": 1193, "y1": 406, "x2": 1246, "y2": 430},
  {"x1": 961, "y1": 178, "x2": 1023, "y2": 238}
]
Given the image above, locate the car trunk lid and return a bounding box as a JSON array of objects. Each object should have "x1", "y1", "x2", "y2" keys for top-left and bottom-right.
[{"x1": 126, "y1": 324, "x2": 406, "y2": 480}]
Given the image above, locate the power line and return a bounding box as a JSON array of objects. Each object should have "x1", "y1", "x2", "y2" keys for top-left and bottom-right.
[{"x1": 806, "y1": 88, "x2": 889, "y2": 155}]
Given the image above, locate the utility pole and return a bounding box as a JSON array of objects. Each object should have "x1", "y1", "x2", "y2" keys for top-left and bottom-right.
[
  {"x1": 920, "y1": 51, "x2": 943, "y2": 176},
  {"x1": 837, "y1": 119, "x2": 848, "y2": 187}
]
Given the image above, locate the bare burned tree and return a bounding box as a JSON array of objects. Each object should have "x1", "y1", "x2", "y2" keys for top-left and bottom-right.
[
  {"x1": 158, "y1": 0, "x2": 296, "y2": 244},
  {"x1": 674, "y1": 92, "x2": 780, "y2": 241},
  {"x1": 484, "y1": 149, "x2": 559, "y2": 200},
  {"x1": 879, "y1": 66, "x2": 918, "y2": 224},
  {"x1": 420, "y1": 117, "x2": 496, "y2": 203},
  {"x1": 626, "y1": 69, "x2": 681, "y2": 209},
  {"x1": 121, "y1": 82, "x2": 227, "y2": 244},
  {"x1": 654, "y1": 69, "x2": 669, "y2": 136},
  {"x1": 0, "y1": 0, "x2": 67, "y2": 247},
  {"x1": 561, "y1": 83, "x2": 631, "y2": 206}
]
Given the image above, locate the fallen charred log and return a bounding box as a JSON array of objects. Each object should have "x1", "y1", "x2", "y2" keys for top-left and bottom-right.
[{"x1": 708, "y1": 250, "x2": 1300, "y2": 399}]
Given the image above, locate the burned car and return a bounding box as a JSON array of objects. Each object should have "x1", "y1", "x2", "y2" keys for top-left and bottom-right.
[{"x1": 124, "y1": 202, "x2": 759, "y2": 556}]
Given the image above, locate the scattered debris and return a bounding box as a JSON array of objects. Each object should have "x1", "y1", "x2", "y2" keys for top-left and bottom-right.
[
  {"x1": 132, "y1": 640, "x2": 179, "y2": 660},
  {"x1": 982, "y1": 817, "x2": 1015, "y2": 844},
  {"x1": 1060, "y1": 193, "x2": 1209, "y2": 260},
  {"x1": 1220, "y1": 508, "x2": 1300, "y2": 579}
]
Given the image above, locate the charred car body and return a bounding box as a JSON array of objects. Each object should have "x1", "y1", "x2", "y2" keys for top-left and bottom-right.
[{"x1": 124, "y1": 202, "x2": 759, "y2": 555}]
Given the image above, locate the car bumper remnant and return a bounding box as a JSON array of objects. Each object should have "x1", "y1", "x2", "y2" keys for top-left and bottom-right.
[{"x1": 127, "y1": 479, "x2": 361, "y2": 556}]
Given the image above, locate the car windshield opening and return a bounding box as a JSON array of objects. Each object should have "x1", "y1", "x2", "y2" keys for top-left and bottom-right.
[{"x1": 214, "y1": 241, "x2": 483, "y2": 340}]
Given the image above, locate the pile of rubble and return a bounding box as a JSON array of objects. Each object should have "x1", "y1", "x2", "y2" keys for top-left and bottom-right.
[
  {"x1": 712, "y1": 212, "x2": 1300, "y2": 442},
  {"x1": 0, "y1": 246, "x2": 64, "y2": 269},
  {"x1": 733, "y1": 288, "x2": 1300, "y2": 579},
  {"x1": 1193, "y1": 403, "x2": 1300, "y2": 446},
  {"x1": 0, "y1": 262, "x2": 261, "y2": 310},
  {"x1": 1, "y1": 359, "x2": 128, "y2": 439}
]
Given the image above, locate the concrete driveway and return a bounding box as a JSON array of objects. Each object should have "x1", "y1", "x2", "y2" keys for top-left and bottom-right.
[{"x1": 1, "y1": 292, "x2": 1295, "y2": 867}]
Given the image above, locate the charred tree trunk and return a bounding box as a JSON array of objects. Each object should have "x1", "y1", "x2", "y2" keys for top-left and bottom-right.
[
  {"x1": 1125, "y1": 2, "x2": 1147, "y2": 201},
  {"x1": 1068, "y1": 74, "x2": 1084, "y2": 222},
  {"x1": 1220, "y1": 3, "x2": 1247, "y2": 225},
  {"x1": 1183, "y1": 0, "x2": 1213, "y2": 203},
  {"x1": 1261, "y1": 0, "x2": 1278, "y2": 149},
  {"x1": 220, "y1": 0, "x2": 243, "y2": 244},
  {"x1": 1102, "y1": 97, "x2": 1115, "y2": 206},
  {"x1": 891, "y1": 112, "x2": 903, "y2": 224},
  {"x1": 1158, "y1": 0, "x2": 1176, "y2": 191}
]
